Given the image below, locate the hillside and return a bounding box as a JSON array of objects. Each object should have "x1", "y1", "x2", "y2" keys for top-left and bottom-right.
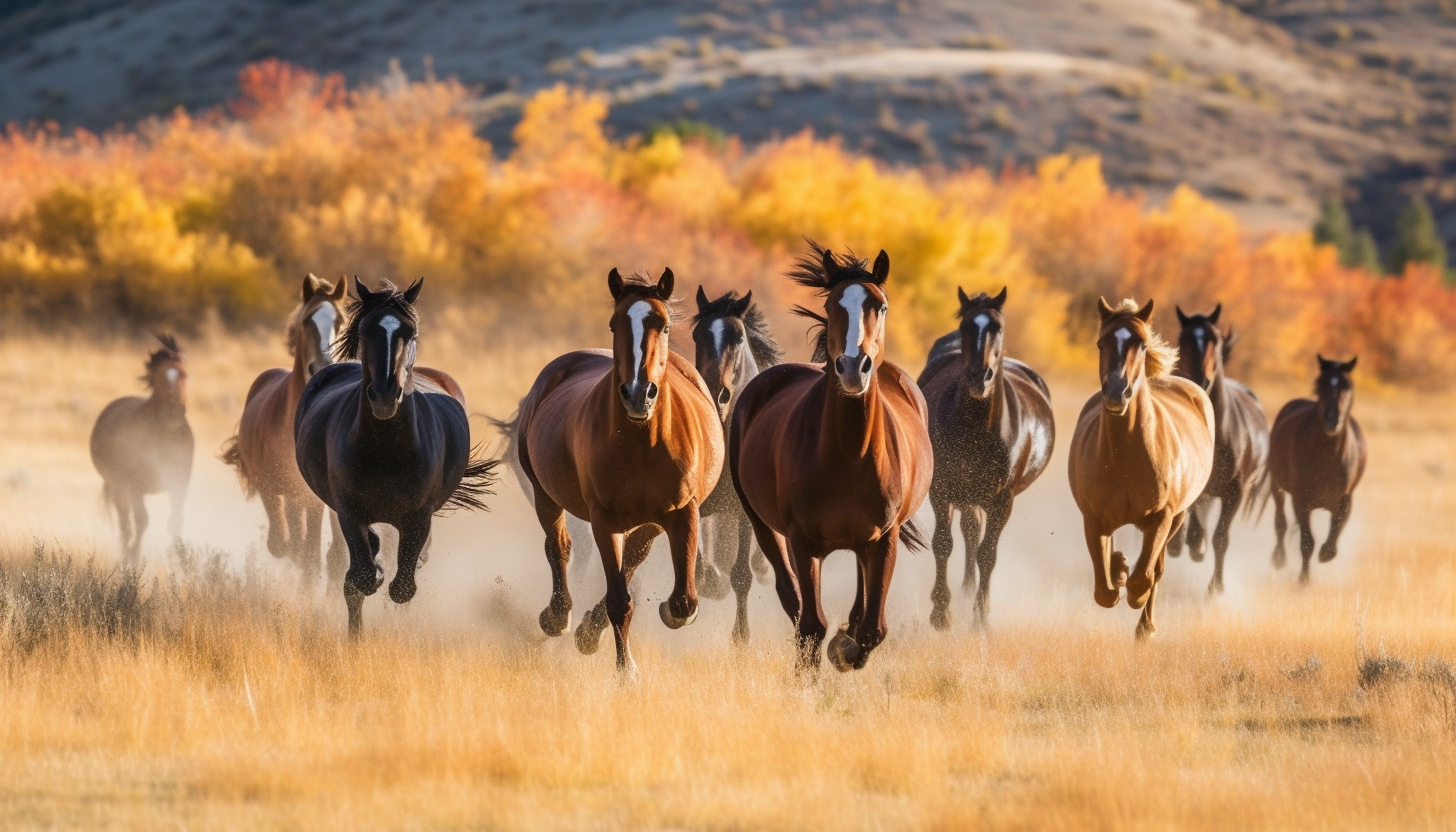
[{"x1": 2, "y1": 0, "x2": 1454, "y2": 239}]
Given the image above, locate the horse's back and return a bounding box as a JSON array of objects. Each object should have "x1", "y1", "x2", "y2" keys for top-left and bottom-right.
[
  {"x1": 917, "y1": 332, "x2": 962, "y2": 388},
  {"x1": 415, "y1": 367, "x2": 466, "y2": 405},
  {"x1": 1004, "y1": 359, "x2": 1055, "y2": 494}
]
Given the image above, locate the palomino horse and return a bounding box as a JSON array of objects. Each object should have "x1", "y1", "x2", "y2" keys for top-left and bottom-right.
[
  {"x1": 1269, "y1": 355, "x2": 1367, "y2": 584},
  {"x1": 90, "y1": 334, "x2": 194, "y2": 562},
  {"x1": 690, "y1": 286, "x2": 782, "y2": 643},
  {"x1": 918, "y1": 286, "x2": 1054, "y2": 630},
  {"x1": 515, "y1": 268, "x2": 723, "y2": 677},
  {"x1": 222, "y1": 274, "x2": 348, "y2": 581},
  {"x1": 730, "y1": 243, "x2": 933, "y2": 671},
  {"x1": 1168, "y1": 304, "x2": 1270, "y2": 595},
  {"x1": 1068, "y1": 299, "x2": 1214, "y2": 639},
  {"x1": 294, "y1": 278, "x2": 496, "y2": 636}
]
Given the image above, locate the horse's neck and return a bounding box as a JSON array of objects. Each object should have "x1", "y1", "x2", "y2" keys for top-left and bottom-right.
[
  {"x1": 143, "y1": 392, "x2": 187, "y2": 427},
  {"x1": 1099, "y1": 380, "x2": 1156, "y2": 448},
  {"x1": 817, "y1": 373, "x2": 882, "y2": 457},
  {"x1": 1206, "y1": 366, "x2": 1231, "y2": 418},
  {"x1": 955, "y1": 362, "x2": 1006, "y2": 431},
  {"x1": 723, "y1": 348, "x2": 761, "y2": 428},
  {"x1": 289, "y1": 348, "x2": 310, "y2": 399}
]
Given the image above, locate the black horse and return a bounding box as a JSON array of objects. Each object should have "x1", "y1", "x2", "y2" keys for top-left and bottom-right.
[
  {"x1": 1167, "y1": 304, "x2": 1270, "y2": 596},
  {"x1": 294, "y1": 277, "x2": 496, "y2": 635},
  {"x1": 917, "y1": 287, "x2": 1055, "y2": 629}
]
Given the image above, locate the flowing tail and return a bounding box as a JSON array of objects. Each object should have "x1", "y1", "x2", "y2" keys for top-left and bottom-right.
[
  {"x1": 1242, "y1": 462, "x2": 1273, "y2": 523},
  {"x1": 445, "y1": 448, "x2": 501, "y2": 512},
  {"x1": 485, "y1": 409, "x2": 535, "y2": 499},
  {"x1": 218, "y1": 434, "x2": 256, "y2": 497}
]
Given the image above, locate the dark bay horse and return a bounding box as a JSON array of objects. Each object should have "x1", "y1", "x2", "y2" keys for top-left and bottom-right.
[
  {"x1": 691, "y1": 286, "x2": 783, "y2": 643},
  {"x1": 515, "y1": 268, "x2": 724, "y2": 678},
  {"x1": 294, "y1": 277, "x2": 496, "y2": 635},
  {"x1": 1068, "y1": 299, "x2": 1214, "y2": 639},
  {"x1": 222, "y1": 274, "x2": 348, "y2": 581},
  {"x1": 918, "y1": 286, "x2": 1054, "y2": 630},
  {"x1": 1167, "y1": 304, "x2": 1270, "y2": 596},
  {"x1": 730, "y1": 243, "x2": 933, "y2": 671},
  {"x1": 90, "y1": 335, "x2": 194, "y2": 562},
  {"x1": 1269, "y1": 355, "x2": 1367, "y2": 584}
]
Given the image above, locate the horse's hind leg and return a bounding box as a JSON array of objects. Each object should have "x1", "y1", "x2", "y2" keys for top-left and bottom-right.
[
  {"x1": 262, "y1": 494, "x2": 290, "y2": 559},
  {"x1": 1295, "y1": 503, "x2": 1317, "y2": 585},
  {"x1": 788, "y1": 537, "x2": 828, "y2": 671},
  {"x1": 592, "y1": 526, "x2": 639, "y2": 679},
  {"x1": 729, "y1": 512, "x2": 754, "y2": 645},
  {"x1": 973, "y1": 494, "x2": 1012, "y2": 629},
  {"x1": 577, "y1": 527, "x2": 654, "y2": 655},
  {"x1": 128, "y1": 488, "x2": 149, "y2": 563},
  {"x1": 742, "y1": 504, "x2": 798, "y2": 626},
  {"x1": 1185, "y1": 497, "x2": 1208, "y2": 563},
  {"x1": 928, "y1": 495, "x2": 955, "y2": 631},
  {"x1": 1208, "y1": 487, "x2": 1243, "y2": 597},
  {"x1": 1319, "y1": 495, "x2": 1352, "y2": 564},
  {"x1": 695, "y1": 514, "x2": 729, "y2": 601},
  {"x1": 829, "y1": 530, "x2": 898, "y2": 672},
  {"x1": 389, "y1": 514, "x2": 432, "y2": 604},
  {"x1": 533, "y1": 486, "x2": 574, "y2": 637},
  {"x1": 959, "y1": 505, "x2": 987, "y2": 596},
  {"x1": 298, "y1": 499, "x2": 325, "y2": 584},
  {"x1": 336, "y1": 513, "x2": 383, "y2": 636},
  {"x1": 1271, "y1": 488, "x2": 1289, "y2": 568}
]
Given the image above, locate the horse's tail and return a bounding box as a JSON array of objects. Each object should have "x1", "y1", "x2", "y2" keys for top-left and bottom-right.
[
  {"x1": 445, "y1": 449, "x2": 501, "y2": 512},
  {"x1": 900, "y1": 518, "x2": 928, "y2": 553},
  {"x1": 218, "y1": 434, "x2": 256, "y2": 497},
  {"x1": 484, "y1": 409, "x2": 536, "y2": 500},
  {"x1": 1242, "y1": 461, "x2": 1273, "y2": 523}
]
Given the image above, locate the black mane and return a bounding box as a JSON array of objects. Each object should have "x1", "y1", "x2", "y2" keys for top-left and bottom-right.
[
  {"x1": 613, "y1": 272, "x2": 683, "y2": 324},
  {"x1": 692, "y1": 290, "x2": 784, "y2": 368},
  {"x1": 334, "y1": 279, "x2": 420, "y2": 362}
]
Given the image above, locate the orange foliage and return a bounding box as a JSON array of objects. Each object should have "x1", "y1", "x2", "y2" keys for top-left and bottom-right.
[{"x1": 0, "y1": 63, "x2": 1452, "y2": 386}]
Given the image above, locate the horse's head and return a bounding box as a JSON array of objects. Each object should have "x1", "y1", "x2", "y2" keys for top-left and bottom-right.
[
  {"x1": 143, "y1": 333, "x2": 187, "y2": 407},
  {"x1": 955, "y1": 285, "x2": 1008, "y2": 399},
  {"x1": 608, "y1": 267, "x2": 675, "y2": 423},
  {"x1": 692, "y1": 286, "x2": 755, "y2": 419},
  {"x1": 291, "y1": 273, "x2": 347, "y2": 378},
  {"x1": 1315, "y1": 354, "x2": 1358, "y2": 435},
  {"x1": 1096, "y1": 297, "x2": 1176, "y2": 416},
  {"x1": 339, "y1": 276, "x2": 423, "y2": 420},
  {"x1": 1174, "y1": 303, "x2": 1230, "y2": 392}
]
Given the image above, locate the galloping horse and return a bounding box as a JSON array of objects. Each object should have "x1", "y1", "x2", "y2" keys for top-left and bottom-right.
[
  {"x1": 730, "y1": 243, "x2": 933, "y2": 671},
  {"x1": 222, "y1": 274, "x2": 348, "y2": 581},
  {"x1": 1068, "y1": 299, "x2": 1214, "y2": 639},
  {"x1": 90, "y1": 335, "x2": 194, "y2": 562},
  {"x1": 1168, "y1": 304, "x2": 1270, "y2": 596},
  {"x1": 918, "y1": 286, "x2": 1054, "y2": 630},
  {"x1": 515, "y1": 268, "x2": 723, "y2": 677},
  {"x1": 294, "y1": 278, "x2": 496, "y2": 636},
  {"x1": 1269, "y1": 355, "x2": 1366, "y2": 584},
  {"x1": 690, "y1": 286, "x2": 783, "y2": 643}
]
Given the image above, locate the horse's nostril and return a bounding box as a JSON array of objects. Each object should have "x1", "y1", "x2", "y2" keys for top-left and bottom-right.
[
  {"x1": 619, "y1": 384, "x2": 630, "y2": 402},
  {"x1": 984, "y1": 367, "x2": 994, "y2": 382},
  {"x1": 859, "y1": 355, "x2": 873, "y2": 374},
  {"x1": 645, "y1": 382, "x2": 659, "y2": 400},
  {"x1": 1123, "y1": 388, "x2": 1134, "y2": 402},
  {"x1": 717, "y1": 387, "x2": 731, "y2": 405}
]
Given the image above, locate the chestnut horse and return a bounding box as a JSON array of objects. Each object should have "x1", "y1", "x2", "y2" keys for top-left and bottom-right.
[
  {"x1": 222, "y1": 274, "x2": 348, "y2": 581},
  {"x1": 294, "y1": 278, "x2": 496, "y2": 636},
  {"x1": 1068, "y1": 299, "x2": 1214, "y2": 639},
  {"x1": 730, "y1": 243, "x2": 933, "y2": 671},
  {"x1": 918, "y1": 286, "x2": 1054, "y2": 630},
  {"x1": 90, "y1": 335, "x2": 194, "y2": 562},
  {"x1": 515, "y1": 268, "x2": 723, "y2": 677},
  {"x1": 1269, "y1": 355, "x2": 1366, "y2": 584},
  {"x1": 1167, "y1": 304, "x2": 1270, "y2": 596},
  {"x1": 690, "y1": 286, "x2": 782, "y2": 643}
]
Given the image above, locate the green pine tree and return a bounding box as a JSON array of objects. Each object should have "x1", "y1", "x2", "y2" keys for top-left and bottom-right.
[
  {"x1": 1350, "y1": 227, "x2": 1383, "y2": 275},
  {"x1": 1387, "y1": 195, "x2": 1447, "y2": 276},
  {"x1": 1313, "y1": 197, "x2": 1355, "y2": 264}
]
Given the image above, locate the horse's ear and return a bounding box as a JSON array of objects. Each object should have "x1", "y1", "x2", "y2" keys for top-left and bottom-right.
[
  {"x1": 1136, "y1": 298, "x2": 1155, "y2": 322},
  {"x1": 657, "y1": 267, "x2": 675, "y2": 299},
  {"x1": 991, "y1": 286, "x2": 1007, "y2": 309},
  {"x1": 1208, "y1": 302, "x2": 1222, "y2": 324},
  {"x1": 402, "y1": 277, "x2": 424, "y2": 305},
  {"x1": 1341, "y1": 356, "x2": 1358, "y2": 373},
  {"x1": 329, "y1": 276, "x2": 348, "y2": 302},
  {"x1": 1097, "y1": 296, "x2": 1115, "y2": 322},
  {"x1": 821, "y1": 248, "x2": 837, "y2": 277},
  {"x1": 957, "y1": 286, "x2": 972, "y2": 308},
  {"x1": 303, "y1": 273, "x2": 321, "y2": 302},
  {"x1": 696, "y1": 285, "x2": 710, "y2": 313},
  {"x1": 731, "y1": 291, "x2": 753, "y2": 316},
  {"x1": 353, "y1": 276, "x2": 375, "y2": 304},
  {"x1": 1317, "y1": 353, "x2": 1331, "y2": 369},
  {"x1": 872, "y1": 249, "x2": 890, "y2": 282},
  {"x1": 608, "y1": 268, "x2": 624, "y2": 300},
  {"x1": 1175, "y1": 305, "x2": 1190, "y2": 327}
]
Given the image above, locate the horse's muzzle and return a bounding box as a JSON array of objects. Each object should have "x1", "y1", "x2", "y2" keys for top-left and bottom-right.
[
  {"x1": 962, "y1": 366, "x2": 994, "y2": 399},
  {"x1": 619, "y1": 381, "x2": 659, "y2": 422},
  {"x1": 367, "y1": 383, "x2": 402, "y2": 420},
  {"x1": 1102, "y1": 379, "x2": 1133, "y2": 415},
  {"x1": 835, "y1": 354, "x2": 874, "y2": 396}
]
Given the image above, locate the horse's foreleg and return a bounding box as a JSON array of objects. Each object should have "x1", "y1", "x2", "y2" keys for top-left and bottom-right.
[
  {"x1": 743, "y1": 504, "x2": 798, "y2": 625},
  {"x1": 1271, "y1": 488, "x2": 1289, "y2": 568},
  {"x1": 788, "y1": 534, "x2": 828, "y2": 671},
  {"x1": 129, "y1": 489, "x2": 149, "y2": 563},
  {"x1": 695, "y1": 513, "x2": 728, "y2": 601},
  {"x1": 336, "y1": 514, "x2": 380, "y2": 637},
  {"x1": 1295, "y1": 503, "x2": 1316, "y2": 585},
  {"x1": 1184, "y1": 496, "x2": 1208, "y2": 563},
  {"x1": 928, "y1": 495, "x2": 955, "y2": 631},
  {"x1": 1083, "y1": 516, "x2": 1121, "y2": 608},
  {"x1": 959, "y1": 505, "x2": 987, "y2": 596},
  {"x1": 577, "y1": 526, "x2": 654, "y2": 655},
  {"x1": 1135, "y1": 511, "x2": 1180, "y2": 640},
  {"x1": 592, "y1": 527, "x2": 637, "y2": 679},
  {"x1": 262, "y1": 494, "x2": 289, "y2": 559},
  {"x1": 1319, "y1": 495, "x2": 1352, "y2": 563},
  {"x1": 830, "y1": 531, "x2": 898, "y2": 672},
  {"x1": 974, "y1": 494, "x2": 1011, "y2": 629},
  {"x1": 1127, "y1": 511, "x2": 1174, "y2": 612},
  {"x1": 1209, "y1": 487, "x2": 1242, "y2": 596},
  {"x1": 661, "y1": 506, "x2": 700, "y2": 630},
  {"x1": 388, "y1": 514, "x2": 432, "y2": 604},
  {"x1": 729, "y1": 512, "x2": 754, "y2": 645},
  {"x1": 533, "y1": 486, "x2": 574, "y2": 637}
]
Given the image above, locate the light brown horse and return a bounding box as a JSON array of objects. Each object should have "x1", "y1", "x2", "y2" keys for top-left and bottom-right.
[
  {"x1": 730, "y1": 243, "x2": 933, "y2": 671},
  {"x1": 1068, "y1": 298, "x2": 1214, "y2": 639},
  {"x1": 515, "y1": 268, "x2": 724, "y2": 677},
  {"x1": 90, "y1": 335, "x2": 194, "y2": 562},
  {"x1": 222, "y1": 274, "x2": 348, "y2": 581},
  {"x1": 1269, "y1": 355, "x2": 1366, "y2": 584}
]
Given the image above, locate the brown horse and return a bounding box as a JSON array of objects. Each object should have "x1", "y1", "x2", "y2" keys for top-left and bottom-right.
[
  {"x1": 730, "y1": 243, "x2": 933, "y2": 671},
  {"x1": 515, "y1": 268, "x2": 723, "y2": 677},
  {"x1": 90, "y1": 335, "x2": 194, "y2": 562},
  {"x1": 1167, "y1": 304, "x2": 1270, "y2": 596},
  {"x1": 1068, "y1": 299, "x2": 1214, "y2": 639},
  {"x1": 222, "y1": 274, "x2": 348, "y2": 581},
  {"x1": 1269, "y1": 355, "x2": 1367, "y2": 584},
  {"x1": 918, "y1": 286, "x2": 1054, "y2": 630}
]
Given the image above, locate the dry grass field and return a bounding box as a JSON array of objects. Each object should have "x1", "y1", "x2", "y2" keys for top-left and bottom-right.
[{"x1": 0, "y1": 328, "x2": 1453, "y2": 830}]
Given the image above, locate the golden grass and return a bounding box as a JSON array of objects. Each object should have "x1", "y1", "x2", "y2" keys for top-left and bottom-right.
[{"x1": 0, "y1": 333, "x2": 1453, "y2": 830}]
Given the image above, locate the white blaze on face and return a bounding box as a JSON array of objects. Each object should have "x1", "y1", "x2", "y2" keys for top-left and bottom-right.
[
  {"x1": 311, "y1": 303, "x2": 338, "y2": 359},
  {"x1": 1114, "y1": 328, "x2": 1133, "y2": 361},
  {"x1": 627, "y1": 301, "x2": 653, "y2": 384},
  {"x1": 973, "y1": 313, "x2": 991, "y2": 352},
  {"x1": 165, "y1": 367, "x2": 179, "y2": 385},
  {"x1": 379, "y1": 315, "x2": 401, "y2": 378},
  {"x1": 1192, "y1": 328, "x2": 1207, "y2": 358},
  {"x1": 710, "y1": 319, "x2": 725, "y2": 354},
  {"x1": 839, "y1": 284, "x2": 869, "y2": 359}
]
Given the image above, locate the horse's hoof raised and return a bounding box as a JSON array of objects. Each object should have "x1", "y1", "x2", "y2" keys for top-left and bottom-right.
[
  {"x1": 539, "y1": 604, "x2": 571, "y2": 637},
  {"x1": 698, "y1": 565, "x2": 730, "y2": 601},
  {"x1": 1318, "y1": 545, "x2": 1338, "y2": 563},
  {"x1": 1126, "y1": 574, "x2": 1153, "y2": 610},
  {"x1": 826, "y1": 630, "x2": 859, "y2": 672},
  {"x1": 575, "y1": 619, "x2": 603, "y2": 654},
  {"x1": 1094, "y1": 586, "x2": 1121, "y2": 608},
  {"x1": 1135, "y1": 621, "x2": 1156, "y2": 641},
  {"x1": 388, "y1": 576, "x2": 417, "y2": 604},
  {"x1": 345, "y1": 566, "x2": 383, "y2": 596},
  {"x1": 1111, "y1": 551, "x2": 1130, "y2": 587},
  {"x1": 659, "y1": 600, "x2": 698, "y2": 630}
]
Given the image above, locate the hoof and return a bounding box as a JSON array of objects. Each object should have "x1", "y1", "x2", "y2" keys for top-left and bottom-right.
[
  {"x1": 659, "y1": 600, "x2": 698, "y2": 630},
  {"x1": 575, "y1": 617, "x2": 604, "y2": 655},
  {"x1": 388, "y1": 576, "x2": 416, "y2": 604},
  {"x1": 1207, "y1": 579, "x2": 1225, "y2": 598},
  {"x1": 1188, "y1": 544, "x2": 1205, "y2": 563},
  {"x1": 826, "y1": 629, "x2": 859, "y2": 672},
  {"x1": 1126, "y1": 574, "x2": 1153, "y2": 610},
  {"x1": 539, "y1": 602, "x2": 571, "y2": 637},
  {"x1": 929, "y1": 605, "x2": 951, "y2": 632},
  {"x1": 1135, "y1": 621, "x2": 1156, "y2": 641},
  {"x1": 1318, "y1": 545, "x2": 1338, "y2": 564},
  {"x1": 1111, "y1": 551, "x2": 1129, "y2": 588},
  {"x1": 751, "y1": 555, "x2": 772, "y2": 584},
  {"x1": 1093, "y1": 586, "x2": 1121, "y2": 609},
  {"x1": 1272, "y1": 548, "x2": 1287, "y2": 569},
  {"x1": 698, "y1": 565, "x2": 730, "y2": 601},
  {"x1": 344, "y1": 565, "x2": 383, "y2": 596},
  {"x1": 731, "y1": 621, "x2": 750, "y2": 646}
]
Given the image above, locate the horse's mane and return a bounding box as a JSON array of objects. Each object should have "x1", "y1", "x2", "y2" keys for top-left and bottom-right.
[
  {"x1": 334, "y1": 280, "x2": 420, "y2": 361},
  {"x1": 692, "y1": 290, "x2": 784, "y2": 368},
  {"x1": 789, "y1": 239, "x2": 880, "y2": 364},
  {"x1": 1101, "y1": 299, "x2": 1177, "y2": 378},
  {"x1": 613, "y1": 272, "x2": 684, "y2": 325},
  {"x1": 142, "y1": 333, "x2": 183, "y2": 387}
]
